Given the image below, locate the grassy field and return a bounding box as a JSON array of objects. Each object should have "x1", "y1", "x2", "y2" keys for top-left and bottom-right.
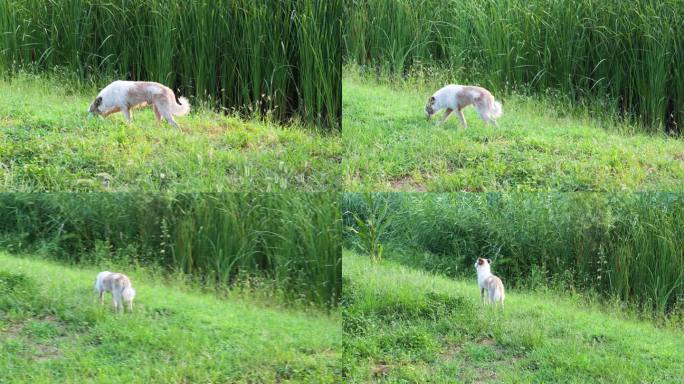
[
  {"x1": 343, "y1": 252, "x2": 684, "y2": 383},
  {"x1": 343, "y1": 74, "x2": 684, "y2": 192},
  {"x1": 0, "y1": 252, "x2": 341, "y2": 383},
  {"x1": 0, "y1": 76, "x2": 340, "y2": 191}
]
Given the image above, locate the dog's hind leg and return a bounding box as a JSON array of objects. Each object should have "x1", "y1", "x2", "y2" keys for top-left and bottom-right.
[{"x1": 160, "y1": 108, "x2": 181, "y2": 130}]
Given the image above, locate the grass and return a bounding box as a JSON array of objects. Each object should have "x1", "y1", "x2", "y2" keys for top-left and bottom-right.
[
  {"x1": 343, "y1": 74, "x2": 684, "y2": 192},
  {"x1": 343, "y1": 251, "x2": 684, "y2": 383},
  {"x1": 0, "y1": 252, "x2": 341, "y2": 383},
  {"x1": 0, "y1": 0, "x2": 341, "y2": 130},
  {"x1": 0, "y1": 75, "x2": 340, "y2": 191},
  {"x1": 343, "y1": 0, "x2": 684, "y2": 133}
]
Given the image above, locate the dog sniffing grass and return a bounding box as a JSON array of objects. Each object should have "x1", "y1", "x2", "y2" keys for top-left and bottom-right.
[
  {"x1": 343, "y1": 72, "x2": 684, "y2": 192},
  {"x1": 0, "y1": 75, "x2": 341, "y2": 192}
]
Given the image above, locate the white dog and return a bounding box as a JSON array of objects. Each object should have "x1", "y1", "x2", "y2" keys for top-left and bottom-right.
[
  {"x1": 88, "y1": 81, "x2": 190, "y2": 129},
  {"x1": 474, "y1": 258, "x2": 505, "y2": 308},
  {"x1": 94, "y1": 271, "x2": 136, "y2": 313},
  {"x1": 425, "y1": 84, "x2": 502, "y2": 128}
]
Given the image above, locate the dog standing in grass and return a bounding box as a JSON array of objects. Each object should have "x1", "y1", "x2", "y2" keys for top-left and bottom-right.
[
  {"x1": 475, "y1": 258, "x2": 505, "y2": 308},
  {"x1": 425, "y1": 84, "x2": 502, "y2": 128},
  {"x1": 88, "y1": 81, "x2": 190, "y2": 129},
  {"x1": 94, "y1": 271, "x2": 136, "y2": 313}
]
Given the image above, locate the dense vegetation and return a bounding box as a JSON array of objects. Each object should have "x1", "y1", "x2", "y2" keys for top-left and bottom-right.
[
  {"x1": 0, "y1": 0, "x2": 341, "y2": 130},
  {"x1": 0, "y1": 253, "x2": 341, "y2": 382},
  {"x1": 343, "y1": 193, "x2": 684, "y2": 317},
  {"x1": 343, "y1": 0, "x2": 684, "y2": 134},
  {"x1": 343, "y1": 252, "x2": 684, "y2": 382},
  {"x1": 0, "y1": 193, "x2": 341, "y2": 308}
]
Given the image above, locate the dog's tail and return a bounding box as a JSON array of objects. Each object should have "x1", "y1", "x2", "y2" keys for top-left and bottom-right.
[
  {"x1": 491, "y1": 100, "x2": 503, "y2": 119},
  {"x1": 170, "y1": 96, "x2": 191, "y2": 116}
]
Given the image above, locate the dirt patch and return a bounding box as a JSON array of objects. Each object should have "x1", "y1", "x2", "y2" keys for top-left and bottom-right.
[
  {"x1": 390, "y1": 175, "x2": 427, "y2": 191},
  {"x1": 372, "y1": 363, "x2": 390, "y2": 378}
]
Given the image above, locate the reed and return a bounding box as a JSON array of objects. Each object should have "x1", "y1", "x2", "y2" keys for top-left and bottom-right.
[
  {"x1": 0, "y1": 0, "x2": 341, "y2": 130},
  {"x1": 343, "y1": 0, "x2": 684, "y2": 134}
]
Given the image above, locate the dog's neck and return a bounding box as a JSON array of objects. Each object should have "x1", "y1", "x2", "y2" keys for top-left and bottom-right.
[{"x1": 476, "y1": 265, "x2": 493, "y2": 285}]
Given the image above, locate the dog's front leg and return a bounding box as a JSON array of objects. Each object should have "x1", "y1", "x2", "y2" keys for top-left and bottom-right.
[
  {"x1": 456, "y1": 108, "x2": 468, "y2": 129},
  {"x1": 439, "y1": 108, "x2": 453, "y2": 125},
  {"x1": 99, "y1": 291, "x2": 104, "y2": 305},
  {"x1": 480, "y1": 287, "x2": 486, "y2": 305},
  {"x1": 121, "y1": 107, "x2": 132, "y2": 123}
]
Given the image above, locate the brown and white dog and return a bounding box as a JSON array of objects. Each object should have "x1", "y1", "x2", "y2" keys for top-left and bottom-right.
[
  {"x1": 425, "y1": 84, "x2": 502, "y2": 128},
  {"x1": 94, "y1": 271, "x2": 136, "y2": 313},
  {"x1": 474, "y1": 258, "x2": 505, "y2": 308},
  {"x1": 88, "y1": 81, "x2": 190, "y2": 129}
]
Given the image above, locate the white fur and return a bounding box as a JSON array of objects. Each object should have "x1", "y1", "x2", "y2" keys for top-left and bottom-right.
[
  {"x1": 425, "y1": 84, "x2": 502, "y2": 128},
  {"x1": 94, "y1": 271, "x2": 136, "y2": 313},
  {"x1": 474, "y1": 258, "x2": 505, "y2": 308},
  {"x1": 88, "y1": 80, "x2": 190, "y2": 129}
]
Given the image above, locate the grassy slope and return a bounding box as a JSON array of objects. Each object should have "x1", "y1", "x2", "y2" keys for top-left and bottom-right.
[
  {"x1": 343, "y1": 75, "x2": 684, "y2": 192},
  {"x1": 0, "y1": 77, "x2": 340, "y2": 191},
  {"x1": 343, "y1": 252, "x2": 684, "y2": 383},
  {"x1": 0, "y1": 252, "x2": 341, "y2": 383}
]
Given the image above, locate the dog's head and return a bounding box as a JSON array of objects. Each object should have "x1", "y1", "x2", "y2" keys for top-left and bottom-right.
[
  {"x1": 474, "y1": 257, "x2": 491, "y2": 270},
  {"x1": 88, "y1": 96, "x2": 103, "y2": 117},
  {"x1": 424, "y1": 95, "x2": 436, "y2": 120}
]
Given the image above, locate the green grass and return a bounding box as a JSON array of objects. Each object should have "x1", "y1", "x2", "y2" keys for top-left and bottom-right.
[
  {"x1": 0, "y1": 252, "x2": 341, "y2": 383},
  {"x1": 343, "y1": 74, "x2": 684, "y2": 191},
  {"x1": 0, "y1": 76, "x2": 340, "y2": 191},
  {"x1": 343, "y1": 251, "x2": 684, "y2": 383}
]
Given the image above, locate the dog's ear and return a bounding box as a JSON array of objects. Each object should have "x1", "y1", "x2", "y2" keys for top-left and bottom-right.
[
  {"x1": 94, "y1": 96, "x2": 102, "y2": 106},
  {"x1": 429, "y1": 96, "x2": 435, "y2": 103},
  {"x1": 486, "y1": 258, "x2": 492, "y2": 264}
]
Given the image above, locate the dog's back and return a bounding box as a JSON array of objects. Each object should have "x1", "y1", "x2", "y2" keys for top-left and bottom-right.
[{"x1": 95, "y1": 271, "x2": 136, "y2": 312}]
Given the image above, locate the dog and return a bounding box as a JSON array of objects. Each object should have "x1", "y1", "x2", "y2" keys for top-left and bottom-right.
[
  {"x1": 474, "y1": 258, "x2": 505, "y2": 308},
  {"x1": 425, "y1": 84, "x2": 502, "y2": 128},
  {"x1": 88, "y1": 81, "x2": 190, "y2": 129},
  {"x1": 94, "y1": 271, "x2": 136, "y2": 313}
]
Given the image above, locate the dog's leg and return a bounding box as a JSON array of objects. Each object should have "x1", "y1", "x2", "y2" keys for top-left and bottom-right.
[
  {"x1": 439, "y1": 108, "x2": 453, "y2": 125},
  {"x1": 99, "y1": 291, "x2": 104, "y2": 305},
  {"x1": 113, "y1": 291, "x2": 122, "y2": 313},
  {"x1": 121, "y1": 107, "x2": 131, "y2": 123},
  {"x1": 160, "y1": 108, "x2": 181, "y2": 130},
  {"x1": 456, "y1": 108, "x2": 468, "y2": 129},
  {"x1": 102, "y1": 107, "x2": 121, "y2": 117},
  {"x1": 480, "y1": 287, "x2": 486, "y2": 305},
  {"x1": 153, "y1": 105, "x2": 162, "y2": 124}
]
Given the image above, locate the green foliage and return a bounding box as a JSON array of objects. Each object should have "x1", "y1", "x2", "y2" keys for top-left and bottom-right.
[
  {"x1": 0, "y1": 0, "x2": 341, "y2": 130},
  {"x1": 343, "y1": 193, "x2": 684, "y2": 316},
  {"x1": 343, "y1": 0, "x2": 684, "y2": 134},
  {"x1": 0, "y1": 253, "x2": 341, "y2": 383},
  {"x1": 342, "y1": 252, "x2": 684, "y2": 383},
  {"x1": 0, "y1": 193, "x2": 341, "y2": 308},
  {"x1": 345, "y1": 193, "x2": 392, "y2": 262}
]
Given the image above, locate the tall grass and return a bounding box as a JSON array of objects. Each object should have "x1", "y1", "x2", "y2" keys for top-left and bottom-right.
[
  {"x1": 0, "y1": 193, "x2": 342, "y2": 308},
  {"x1": 343, "y1": 0, "x2": 684, "y2": 134},
  {"x1": 343, "y1": 193, "x2": 684, "y2": 316},
  {"x1": 0, "y1": 0, "x2": 341, "y2": 131}
]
